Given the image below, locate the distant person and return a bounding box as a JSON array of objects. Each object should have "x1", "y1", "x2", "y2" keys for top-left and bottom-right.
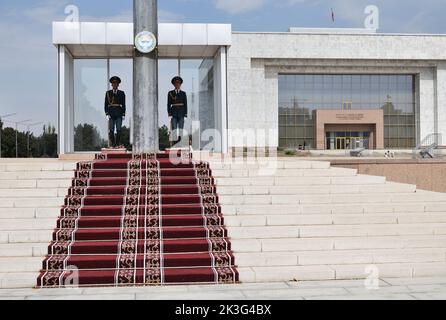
[
  {"x1": 385, "y1": 150, "x2": 395, "y2": 158},
  {"x1": 104, "y1": 76, "x2": 126, "y2": 149},
  {"x1": 167, "y1": 76, "x2": 188, "y2": 148}
]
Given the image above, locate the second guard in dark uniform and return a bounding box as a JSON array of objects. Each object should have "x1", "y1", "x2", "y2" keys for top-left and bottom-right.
[
  {"x1": 104, "y1": 76, "x2": 126, "y2": 148},
  {"x1": 167, "y1": 76, "x2": 188, "y2": 147}
]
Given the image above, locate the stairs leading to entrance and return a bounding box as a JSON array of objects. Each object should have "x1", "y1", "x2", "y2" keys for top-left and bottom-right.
[
  {"x1": 1, "y1": 157, "x2": 446, "y2": 288},
  {"x1": 206, "y1": 158, "x2": 446, "y2": 283},
  {"x1": 36, "y1": 152, "x2": 238, "y2": 288},
  {"x1": 0, "y1": 159, "x2": 76, "y2": 289}
]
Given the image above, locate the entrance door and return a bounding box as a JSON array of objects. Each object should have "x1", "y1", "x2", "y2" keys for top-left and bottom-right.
[
  {"x1": 336, "y1": 137, "x2": 346, "y2": 150},
  {"x1": 332, "y1": 132, "x2": 369, "y2": 150}
]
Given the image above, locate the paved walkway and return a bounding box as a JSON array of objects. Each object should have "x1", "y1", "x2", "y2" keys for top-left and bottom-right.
[{"x1": 1, "y1": 278, "x2": 446, "y2": 300}]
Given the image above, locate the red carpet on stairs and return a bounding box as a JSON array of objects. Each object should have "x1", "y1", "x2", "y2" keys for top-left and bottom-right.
[{"x1": 37, "y1": 151, "x2": 239, "y2": 288}]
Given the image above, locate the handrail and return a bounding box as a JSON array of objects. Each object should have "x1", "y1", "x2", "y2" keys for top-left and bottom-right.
[{"x1": 412, "y1": 133, "x2": 442, "y2": 159}]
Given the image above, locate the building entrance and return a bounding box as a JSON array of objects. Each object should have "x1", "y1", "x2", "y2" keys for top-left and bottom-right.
[{"x1": 327, "y1": 131, "x2": 370, "y2": 150}]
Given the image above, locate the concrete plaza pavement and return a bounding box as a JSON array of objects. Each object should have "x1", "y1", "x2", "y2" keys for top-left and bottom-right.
[{"x1": 1, "y1": 277, "x2": 446, "y2": 300}]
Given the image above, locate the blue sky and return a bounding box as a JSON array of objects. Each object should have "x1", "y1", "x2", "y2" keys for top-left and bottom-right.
[{"x1": 1, "y1": 0, "x2": 446, "y2": 134}]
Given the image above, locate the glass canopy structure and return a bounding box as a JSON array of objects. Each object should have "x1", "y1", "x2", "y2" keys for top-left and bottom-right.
[{"x1": 52, "y1": 22, "x2": 231, "y2": 154}]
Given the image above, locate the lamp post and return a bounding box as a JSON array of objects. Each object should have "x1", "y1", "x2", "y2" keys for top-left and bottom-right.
[
  {"x1": 26, "y1": 122, "x2": 43, "y2": 158},
  {"x1": 0, "y1": 113, "x2": 17, "y2": 158},
  {"x1": 12, "y1": 119, "x2": 32, "y2": 158}
]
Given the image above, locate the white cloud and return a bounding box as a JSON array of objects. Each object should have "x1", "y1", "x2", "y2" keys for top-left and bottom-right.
[
  {"x1": 214, "y1": 0, "x2": 267, "y2": 14},
  {"x1": 329, "y1": 0, "x2": 446, "y2": 33},
  {"x1": 23, "y1": 0, "x2": 69, "y2": 24},
  {"x1": 159, "y1": 9, "x2": 185, "y2": 23}
]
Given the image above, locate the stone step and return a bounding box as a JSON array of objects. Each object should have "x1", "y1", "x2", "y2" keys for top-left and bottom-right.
[
  {"x1": 222, "y1": 202, "x2": 444, "y2": 215},
  {"x1": 225, "y1": 223, "x2": 446, "y2": 240},
  {"x1": 238, "y1": 262, "x2": 446, "y2": 282},
  {"x1": 234, "y1": 248, "x2": 446, "y2": 267},
  {"x1": 0, "y1": 243, "x2": 49, "y2": 257},
  {"x1": 0, "y1": 208, "x2": 60, "y2": 219},
  {"x1": 0, "y1": 183, "x2": 415, "y2": 196},
  {"x1": 333, "y1": 235, "x2": 446, "y2": 250},
  {"x1": 0, "y1": 198, "x2": 65, "y2": 208},
  {"x1": 0, "y1": 257, "x2": 42, "y2": 273},
  {"x1": 219, "y1": 193, "x2": 446, "y2": 205},
  {"x1": 5, "y1": 222, "x2": 442, "y2": 244},
  {"x1": 0, "y1": 208, "x2": 37, "y2": 219},
  {"x1": 216, "y1": 183, "x2": 416, "y2": 195},
  {"x1": 4, "y1": 261, "x2": 445, "y2": 288},
  {"x1": 211, "y1": 168, "x2": 358, "y2": 178},
  {"x1": 0, "y1": 163, "x2": 76, "y2": 172},
  {"x1": 0, "y1": 180, "x2": 72, "y2": 189},
  {"x1": 333, "y1": 262, "x2": 446, "y2": 280},
  {"x1": 0, "y1": 219, "x2": 56, "y2": 231},
  {"x1": 0, "y1": 230, "x2": 53, "y2": 244},
  {"x1": 0, "y1": 180, "x2": 38, "y2": 189},
  {"x1": 298, "y1": 224, "x2": 446, "y2": 238},
  {"x1": 3, "y1": 213, "x2": 445, "y2": 229},
  {"x1": 238, "y1": 265, "x2": 334, "y2": 282},
  {"x1": 0, "y1": 171, "x2": 75, "y2": 180},
  {"x1": 224, "y1": 213, "x2": 446, "y2": 227},
  {"x1": 231, "y1": 235, "x2": 446, "y2": 253},
  {"x1": 215, "y1": 175, "x2": 386, "y2": 186},
  {"x1": 209, "y1": 160, "x2": 331, "y2": 170},
  {"x1": 0, "y1": 272, "x2": 38, "y2": 289},
  {"x1": 3, "y1": 248, "x2": 445, "y2": 273},
  {"x1": 0, "y1": 189, "x2": 69, "y2": 198},
  {"x1": 0, "y1": 159, "x2": 77, "y2": 172}
]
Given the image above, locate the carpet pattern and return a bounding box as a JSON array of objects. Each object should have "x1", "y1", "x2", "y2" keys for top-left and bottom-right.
[{"x1": 37, "y1": 151, "x2": 239, "y2": 287}]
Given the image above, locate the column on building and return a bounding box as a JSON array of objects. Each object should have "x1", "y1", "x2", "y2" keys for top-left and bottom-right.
[
  {"x1": 418, "y1": 68, "x2": 436, "y2": 144},
  {"x1": 58, "y1": 45, "x2": 74, "y2": 155},
  {"x1": 435, "y1": 63, "x2": 446, "y2": 146}
]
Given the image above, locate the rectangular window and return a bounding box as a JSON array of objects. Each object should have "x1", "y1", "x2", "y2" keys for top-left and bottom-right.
[{"x1": 278, "y1": 74, "x2": 416, "y2": 149}]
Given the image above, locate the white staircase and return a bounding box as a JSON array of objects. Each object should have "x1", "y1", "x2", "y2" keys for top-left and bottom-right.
[
  {"x1": 0, "y1": 159, "x2": 76, "y2": 289},
  {"x1": 207, "y1": 158, "x2": 446, "y2": 283},
  {"x1": 1, "y1": 157, "x2": 446, "y2": 289}
]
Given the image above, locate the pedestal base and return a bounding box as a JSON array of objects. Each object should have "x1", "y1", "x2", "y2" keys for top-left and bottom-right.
[{"x1": 100, "y1": 148, "x2": 128, "y2": 154}]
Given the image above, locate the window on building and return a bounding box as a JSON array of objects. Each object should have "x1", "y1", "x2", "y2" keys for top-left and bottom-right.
[{"x1": 278, "y1": 74, "x2": 416, "y2": 149}]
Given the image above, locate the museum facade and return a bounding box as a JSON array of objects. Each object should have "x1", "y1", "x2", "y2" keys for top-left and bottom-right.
[{"x1": 52, "y1": 22, "x2": 446, "y2": 154}]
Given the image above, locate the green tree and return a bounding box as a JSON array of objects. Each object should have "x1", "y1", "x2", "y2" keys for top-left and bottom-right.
[
  {"x1": 0, "y1": 122, "x2": 57, "y2": 158},
  {"x1": 1, "y1": 127, "x2": 16, "y2": 157},
  {"x1": 120, "y1": 126, "x2": 132, "y2": 151},
  {"x1": 159, "y1": 125, "x2": 170, "y2": 151},
  {"x1": 0, "y1": 117, "x2": 4, "y2": 157},
  {"x1": 40, "y1": 124, "x2": 58, "y2": 157},
  {"x1": 74, "y1": 123, "x2": 107, "y2": 151}
]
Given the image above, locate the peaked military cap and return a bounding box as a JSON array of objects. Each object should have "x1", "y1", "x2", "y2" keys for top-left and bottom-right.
[
  {"x1": 171, "y1": 76, "x2": 183, "y2": 85},
  {"x1": 109, "y1": 76, "x2": 122, "y2": 84}
]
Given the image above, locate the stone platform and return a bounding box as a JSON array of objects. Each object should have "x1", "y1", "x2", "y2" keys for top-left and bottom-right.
[
  {"x1": 327, "y1": 158, "x2": 446, "y2": 193},
  {"x1": 1, "y1": 277, "x2": 446, "y2": 300}
]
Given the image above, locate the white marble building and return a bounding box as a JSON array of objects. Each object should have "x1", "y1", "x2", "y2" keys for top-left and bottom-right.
[{"x1": 53, "y1": 22, "x2": 446, "y2": 153}]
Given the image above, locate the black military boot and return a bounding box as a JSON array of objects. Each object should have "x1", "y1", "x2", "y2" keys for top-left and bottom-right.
[
  {"x1": 108, "y1": 132, "x2": 115, "y2": 148},
  {"x1": 115, "y1": 131, "x2": 121, "y2": 148}
]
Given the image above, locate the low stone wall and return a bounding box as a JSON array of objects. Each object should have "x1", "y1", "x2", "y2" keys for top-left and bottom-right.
[{"x1": 331, "y1": 159, "x2": 446, "y2": 193}]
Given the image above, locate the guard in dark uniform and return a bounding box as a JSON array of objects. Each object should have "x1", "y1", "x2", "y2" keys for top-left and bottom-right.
[
  {"x1": 167, "y1": 76, "x2": 188, "y2": 147},
  {"x1": 104, "y1": 76, "x2": 126, "y2": 148}
]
